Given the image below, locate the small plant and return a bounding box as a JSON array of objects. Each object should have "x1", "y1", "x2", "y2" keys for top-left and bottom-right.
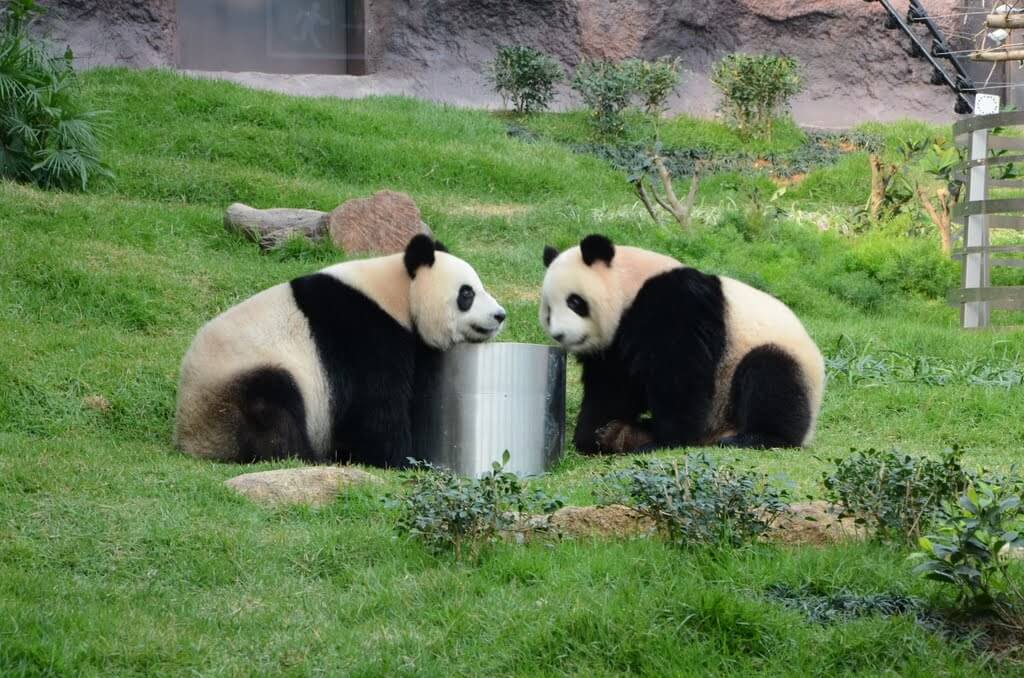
[
  {"x1": 626, "y1": 56, "x2": 682, "y2": 116},
  {"x1": 487, "y1": 45, "x2": 564, "y2": 114},
  {"x1": 600, "y1": 455, "x2": 791, "y2": 547},
  {"x1": 570, "y1": 59, "x2": 636, "y2": 137},
  {"x1": 911, "y1": 478, "x2": 1023, "y2": 615},
  {"x1": 0, "y1": 0, "x2": 111, "y2": 189},
  {"x1": 710, "y1": 53, "x2": 802, "y2": 141},
  {"x1": 389, "y1": 452, "x2": 562, "y2": 561},
  {"x1": 822, "y1": 448, "x2": 973, "y2": 544}
]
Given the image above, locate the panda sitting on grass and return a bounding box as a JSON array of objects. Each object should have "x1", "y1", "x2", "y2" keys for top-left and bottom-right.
[
  {"x1": 174, "y1": 235, "x2": 506, "y2": 467},
  {"x1": 540, "y1": 234, "x2": 824, "y2": 453}
]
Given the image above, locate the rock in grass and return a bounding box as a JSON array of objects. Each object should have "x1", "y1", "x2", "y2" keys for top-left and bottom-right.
[
  {"x1": 225, "y1": 466, "x2": 380, "y2": 507},
  {"x1": 327, "y1": 190, "x2": 430, "y2": 255}
]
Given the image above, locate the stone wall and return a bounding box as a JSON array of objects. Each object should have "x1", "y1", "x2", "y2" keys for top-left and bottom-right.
[{"x1": 30, "y1": 0, "x2": 967, "y2": 124}]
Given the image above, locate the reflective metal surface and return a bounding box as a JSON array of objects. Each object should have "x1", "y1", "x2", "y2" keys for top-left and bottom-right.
[{"x1": 413, "y1": 343, "x2": 566, "y2": 477}]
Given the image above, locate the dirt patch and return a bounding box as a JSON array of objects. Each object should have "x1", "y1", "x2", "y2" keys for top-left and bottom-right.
[
  {"x1": 447, "y1": 202, "x2": 532, "y2": 219},
  {"x1": 82, "y1": 395, "x2": 111, "y2": 413},
  {"x1": 767, "y1": 501, "x2": 868, "y2": 546},
  {"x1": 549, "y1": 504, "x2": 657, "y2": 539},
  {"x1": 508, "y1": 500, "x2": 866, "y2": 545},
  {"x1": 771, "y1": 172, "x2": 807, "y2": 188}
]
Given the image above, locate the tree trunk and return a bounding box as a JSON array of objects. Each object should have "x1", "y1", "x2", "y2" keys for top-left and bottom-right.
[
  {"x1": 632, "y1": 179, "x2": 659, "y2": 223},
  {"x1": 869, "y1": 154, "x2": 886, "y2": 221},
  {"x1": 651, "y1": 154, "x2": 699, "y2": 230},
  {"x1": 224, "y1": 202, "x2": 328, "y2": 250},
  {"x1": 915, "y1": 184, "x2": 953, "y2": 255}
]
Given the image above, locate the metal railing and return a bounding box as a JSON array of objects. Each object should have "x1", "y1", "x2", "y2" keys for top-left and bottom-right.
[{"x1": 951, "y1": 111, "x2": 1024, "y2": 328}]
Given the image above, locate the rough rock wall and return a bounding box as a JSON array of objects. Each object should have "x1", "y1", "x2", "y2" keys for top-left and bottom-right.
[
  {"x1": 375, "y1": 0, "x2": 964, "y2": 125},
  {"x1": 34, "y1": 0, "x2": 176, "y2": 69},
  {"x1": 27, "y1": 0, "x2": 966, "y2": 125}
]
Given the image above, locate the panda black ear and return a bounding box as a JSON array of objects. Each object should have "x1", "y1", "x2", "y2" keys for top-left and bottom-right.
[
  {"x1": 543, "y1": 245, "x2": 559, "y2": 268},
  {"x1": 434, "y1": 240, "x2": 449, "y2": 254},
  {"x1": 404, "y1": 234, "x2": 436, "y2": 278},
  {"x1": 580, "y1": 234, "x2": 615, "y2": 267}
]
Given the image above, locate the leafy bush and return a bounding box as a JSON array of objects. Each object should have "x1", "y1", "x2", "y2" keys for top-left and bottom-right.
[
  {"x1": 388, "y1": 453, "x2": 562, "y2": 560},
  {"x1": 710, "y1": 54, "x2": 802, "y2": 140},
  {"x1": 822, "y1": 448, "x2": 973, "y2": 544},
  {"x1": 601, "y1": 455, "x2": 791, "y2": 547},
  {"x1": 626, "y1": 56, "x2": 682, "y2": 115},
  {"x1": 0, "y1": 0, "x2": 110, "y2": 189},
  {"x1": 570, "y1": 57, "x2": 682, "y2": 137},
  {"x1": 912, "y1": 478, "x2": 1023, "y2": 614},
  {"x1": 487, "y1": 45, "x2": 564, "y2": 114},
  {"x1": 570, "y1": 60, "x2": 636, "y2": 137}
]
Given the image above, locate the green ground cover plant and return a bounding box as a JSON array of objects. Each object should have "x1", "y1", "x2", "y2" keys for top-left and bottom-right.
[{"x1": 2, "y1": 68, "x2": 1024, "y2": 674}]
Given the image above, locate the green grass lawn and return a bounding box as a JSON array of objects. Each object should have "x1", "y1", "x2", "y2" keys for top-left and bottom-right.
[{"x1": 1, "y1": 68, "x2": 1022, "y2": 675}]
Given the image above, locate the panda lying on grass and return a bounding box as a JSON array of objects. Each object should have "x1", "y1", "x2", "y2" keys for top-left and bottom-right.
[
  {"x1": 174, "y1": 235, "x2": 506, "y2": 467},
  {"x1": 540, "y1": 234, "x2": 825, "y2": 453}
]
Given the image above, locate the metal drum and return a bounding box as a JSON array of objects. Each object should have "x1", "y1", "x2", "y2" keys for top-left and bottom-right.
[{"x1": 412, "y1": 342, "x2": 566, "y2": 477}]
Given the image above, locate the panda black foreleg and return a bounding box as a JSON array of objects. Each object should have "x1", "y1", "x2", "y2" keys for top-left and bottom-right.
[
  {"x1": 639, "y1": 359, "x2": 721, "y2": 450},
  {"x1": 335, "y1": 397, "x2": 414, "y2": 468},
  {"x1": 574, "y1": 354, "x2": 646, "y2": 454}
]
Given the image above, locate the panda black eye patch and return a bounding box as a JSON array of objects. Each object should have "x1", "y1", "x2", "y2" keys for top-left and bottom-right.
[
  {"x1": 567, "y1": 293, "x2": 589, "y2": 317},
  {"x1": 457, "y1": 285, "x2": 476, "y2": 312}
]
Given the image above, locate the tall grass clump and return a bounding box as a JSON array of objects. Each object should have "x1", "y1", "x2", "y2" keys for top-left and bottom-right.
[{"x1": 0, "y1": 0, "x2": 110, "y2": 189}]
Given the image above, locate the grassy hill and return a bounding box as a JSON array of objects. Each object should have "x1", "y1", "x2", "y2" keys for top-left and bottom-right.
[{"x1": 1, "y1": 68, "x2": 1022, "y2": 675}]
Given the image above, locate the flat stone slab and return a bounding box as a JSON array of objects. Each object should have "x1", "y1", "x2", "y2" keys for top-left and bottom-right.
[{"x1": 225, "y1": 466, "x2": 381, "y2": 507}]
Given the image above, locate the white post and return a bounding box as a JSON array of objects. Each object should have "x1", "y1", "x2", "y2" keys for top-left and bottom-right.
[{"x1": 963, "y1": 94, "x2": 997, "y2": 328}]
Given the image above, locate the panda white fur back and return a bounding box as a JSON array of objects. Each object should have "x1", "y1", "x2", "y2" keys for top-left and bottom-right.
[
  {"x1": 713, "y1": 277, "x2": 825, "y2": 445},
  {"x1": 174, "y1": 236, "x2": 505, "y2": 466},
  {"x1": 540, "y1": 234, "x2": 825, "y2": 452}
]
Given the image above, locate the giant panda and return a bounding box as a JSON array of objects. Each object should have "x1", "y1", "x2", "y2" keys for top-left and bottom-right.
[
  {"x1": 539, "y1": 234, "x2": 825, "y2": 452},
  {"x1": 174, "y1": 235, "x2": 506, "y2": 467}
]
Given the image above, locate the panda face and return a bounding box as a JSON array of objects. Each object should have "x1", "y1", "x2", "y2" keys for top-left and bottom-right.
[
  {"x1": 410, "y1": 251, "x2": 506, "y2": 350},
  {"x1": 541, "y1": 235, "x2": 681, "y2": 355},
  {"x1": 540, "y1": 250, "x2": 620, "y2": 355}
]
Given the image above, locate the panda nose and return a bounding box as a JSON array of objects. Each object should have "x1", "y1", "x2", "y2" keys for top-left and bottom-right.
[
  {"x1": 493, "y1": 310, "x2": 506, "y2": 323},
  {"x1": 552, "y1": 332, "x2": 565, "y2": 343}
]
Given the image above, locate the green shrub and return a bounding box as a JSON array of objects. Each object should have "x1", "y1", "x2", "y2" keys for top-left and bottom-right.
[
  {"x1": 600, "y1": 455, "x2": 791, "y2": 547},
  {"x1": 487, "y1": 45, "x2": 564, "y2": 114},
  {"x1": 625, "y1": 56, "x2": 682, "y2": 115},
  {"x1": 0, "y1": 0, "x2": 110, "y2": 189},
  {"x1": 822, "y1": 448, "x2": 973, "y2": 544},
  {"x1": 388, "y1": 453, "x2": 562, "y2": 561},
  {"x1": 710, "y1": 54, "x2": 802, "y2": 140},
  {"x1": 911, "y1": 478, "x2": 1023, "y2": 614},
  {"x1": 570, "y1": 60, "x2": 636, "y2": 137},
  {"x1": 825, "y1": 270, "x2": 886, "y2": 312},
  {"x1": 570, "y1": 57, "x2": 682, "y2": 137}
]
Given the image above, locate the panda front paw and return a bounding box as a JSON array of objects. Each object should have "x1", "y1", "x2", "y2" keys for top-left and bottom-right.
[{"x1": 595, "y1": 420, "x2": 656, "y2": 453}]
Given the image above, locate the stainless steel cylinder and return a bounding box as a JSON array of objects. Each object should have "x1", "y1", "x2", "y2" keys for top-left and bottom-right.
[{"x1": 412, "y1": 342, "x2": 566, "y2": 477}]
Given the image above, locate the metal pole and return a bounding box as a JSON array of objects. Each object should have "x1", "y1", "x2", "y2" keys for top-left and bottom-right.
[{"x1": 963, "y1": 118, "x2": 990, "y2": 328}]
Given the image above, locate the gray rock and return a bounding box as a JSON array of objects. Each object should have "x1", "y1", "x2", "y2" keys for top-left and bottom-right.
[{"x1": 224, "y1": 466, "x2": 381, "y2": 507}]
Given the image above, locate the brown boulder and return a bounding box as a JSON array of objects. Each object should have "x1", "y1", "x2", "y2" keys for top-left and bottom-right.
[
  {"x1": 327, "y1": 190, "x2": 431, "y2": 255},
  {"x1": 224, "y1": 466, "x2": 381, "y2": 507}
]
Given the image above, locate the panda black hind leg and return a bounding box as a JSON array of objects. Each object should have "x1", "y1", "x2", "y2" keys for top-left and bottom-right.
[
  {"x1": 721, "y1": 344, "x2": 811, "y2": 449},
  {"x1": 233, "y1": 367, "x2": 319, "y2": 463}
]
